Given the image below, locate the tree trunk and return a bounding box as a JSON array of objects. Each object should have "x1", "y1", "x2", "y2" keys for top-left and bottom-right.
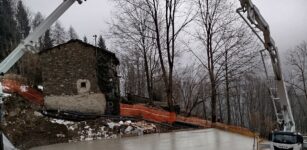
[
  {"x1": 225, "y1": 50, "x2": 231, "y2": 125},
  {"x1": 211, "y1": 83, "x2": 217, "y2": 122},
  {"x1": 203, "y1": 98, "x2": 207, "y2": 119},
  {"x1": 142, "y1": 37, "x2": 153, "y2": 101},
  {"x1": 217, "y1": 92, "x2": 223, "y2": 123}
]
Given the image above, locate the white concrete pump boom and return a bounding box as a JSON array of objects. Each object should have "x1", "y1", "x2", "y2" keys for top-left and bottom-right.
[
  {"x1": 0, "y1": 0, "x2": 86, "y2": 74},
  {"x1": 236, "y1": 0, "x2": 295, "y2": 132}
]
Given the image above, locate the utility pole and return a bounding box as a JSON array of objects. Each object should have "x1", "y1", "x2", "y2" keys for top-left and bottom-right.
[
  {"x1": 93, "y1": 35, "x2": 97, "y2": 47},
  {"x1": 93, "y1": 35, "x2": 97, "y2": 56}
]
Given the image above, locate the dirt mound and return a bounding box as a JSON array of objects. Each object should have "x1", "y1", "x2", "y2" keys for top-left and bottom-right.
[
  {"x1": 1, "y1": 95, "x2": 170, "y2": 149},
  {"x1": 1, "y1": 95, "x2": 69, "y2": 149}
]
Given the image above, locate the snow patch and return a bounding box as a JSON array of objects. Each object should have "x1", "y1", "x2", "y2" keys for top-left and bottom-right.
[
  {"x1": 20, "y1": 85, "x2": 28, "y2": 92},
  {"x1": 56, "y1": 134, "x2": 66, "y2": 138},
  {"x1": 50, "y1": 119, "x2": 74, "y2": 125},
  {"x1": 37, "y1": 85, "x2": 43, "y2": 91},
  {"x1": 107, "y1": 122, "x2": 117, "y2": 129}
]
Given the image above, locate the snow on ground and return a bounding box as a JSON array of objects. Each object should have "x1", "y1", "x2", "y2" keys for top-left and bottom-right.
[
  {"x1": 37, "y1": 85, "x2": 43, "y2": 91},
  {"x1": 19, "y1": 85, "x2": 28, "y2": 92},
  {"x1": 50, "y1": 119, "x2": 74, "y2": 126},
  {"x1": 49, "y1": 118, "x2": 157, "y2": 143}
]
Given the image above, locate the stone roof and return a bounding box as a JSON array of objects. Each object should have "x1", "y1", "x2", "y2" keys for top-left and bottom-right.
[{"x1": 39, "y1": 39, "x2": 119, "y2": 65}]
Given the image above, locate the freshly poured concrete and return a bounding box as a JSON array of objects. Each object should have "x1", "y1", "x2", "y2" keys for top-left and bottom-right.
[{"x1": 31, "y1": 129, "x2": 257, "y2": 150}]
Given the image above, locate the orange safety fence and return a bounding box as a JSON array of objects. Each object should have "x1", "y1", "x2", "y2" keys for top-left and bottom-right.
[
  {"x1": 120, "y1": 103, "x2": 257, "y2": 137},
  {"x1": 176, "y1": 115, "x2": 212, "y2": 128},
  {"x1": 2, "y1": 79, "x2": 44, "y2": 106},
  {"x1": 120, "y1": 103, "x2": 176, "y2": 123},
  {"x1": 212, "y1": 122, "x2": 256, "y2": 137}
]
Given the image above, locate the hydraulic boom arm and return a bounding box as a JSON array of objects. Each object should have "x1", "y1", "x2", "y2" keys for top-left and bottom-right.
[
  {"x1": 0, "y1": 0, "x2": 86, "y2": 74},
  {"x1": 0, "y1": 1, "x2": 86, "y2": 148},
  {"x1": 237, "y1": 0, "x2": 295, "y2": 132}
]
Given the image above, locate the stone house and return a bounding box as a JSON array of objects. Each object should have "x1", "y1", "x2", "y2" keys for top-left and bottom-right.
[{"x1": 39, "y1": 39, "x2": 120, "y2": 115}]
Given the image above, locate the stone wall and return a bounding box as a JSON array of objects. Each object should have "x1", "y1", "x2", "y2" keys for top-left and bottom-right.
[
  {"x1": 40, "y1": 40, "x2": 120, "y2": 115},
  {"x1": 44, "y1": 93, "x2": 106, "y2": 114},
  {"x1": 96, "y1": 48, "x2": 120, "y2": 115},
  {"x1": 40, "y1": 41, "x2": 100, "y2": 96}
]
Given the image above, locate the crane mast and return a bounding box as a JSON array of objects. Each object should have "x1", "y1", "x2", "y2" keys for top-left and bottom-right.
[
  {"x1": 236, "y1": 0, "x2": 295, "y2": 132},
  {"x1": 0, "y1": 0, "x2": 86, "y2": 74}
]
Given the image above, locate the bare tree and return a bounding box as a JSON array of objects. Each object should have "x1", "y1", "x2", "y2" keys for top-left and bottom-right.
[
  {"x1": 193, "y1": 0, "x2": 260, "y2": 123},
  {"x1": 53, "y1": 22, "x2": 67, "y2": 45},
  {"x1": 31, "y1": 12, "x2": 44, "y2": 49},
  {"x1": 242, "y1": 73, "x2": 275, "y2": 136},
  {"x1": 195, "y1": 0, "x2": 235, "y2": 123},
  {"x1": 220, "y1": 26, "x2": 260, "y2": 124},
  {"x1": 174, "y1": 64, "x2": 209, "y2": 116},
  {"x1": 32, "y1": 12, "x2": 44, "y2": 30},
  {"x1": 111, "y1": 0, "x2": 160, "y2": 99},
  {"x1": 141, "y1": 0, "x2": 195, "y2": 110},
  {"x1": 287, "y1": 41, "x2": 307, "y2": 101},
  {"x1": 286, "y1": 41, "x2": 307, "y2": 133}
]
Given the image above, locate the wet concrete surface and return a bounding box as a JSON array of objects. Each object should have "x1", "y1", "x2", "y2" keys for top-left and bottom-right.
[{"x1": 31, "y1": 129, "x2": 258, "y2": 150}]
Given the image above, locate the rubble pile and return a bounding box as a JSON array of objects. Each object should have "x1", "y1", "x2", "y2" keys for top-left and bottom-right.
[
  {"x1": 1, "y1": 96, "x2": 70, "y2": 149},
  {"x1": 51, "y1": 119, "x2": 158, "y2": 142}
]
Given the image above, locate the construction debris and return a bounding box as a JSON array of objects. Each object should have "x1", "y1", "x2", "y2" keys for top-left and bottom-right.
[
  {"x1": 52, "y1": 118, "x2": 158, "y2": 142},
  {"x1": 0, "y1": 95, "x2": 165, "y2": 150}
]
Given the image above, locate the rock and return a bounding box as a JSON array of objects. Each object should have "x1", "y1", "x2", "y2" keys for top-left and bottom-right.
[
  {"x1": 125, "y1": 126, "x2": 133, "y2": 134},
  {"x1": 119, "y1": 124, "x2": 128, "y2": 133},
  {"x1": 113, "y1": 125, "x2": 121, "y2": 134},
  {"x1": 107, "y1": 122, "x2": 117, "y2": 129},
  {"x1": 56, "y1": 134, "x2": 66, "y2": 138},
  {"x1": 125, "y1": 120, "x2": 132, "y2": 125},
  {"x1": 119, "y1": 121, "x2": 124, "y2": 125},
  {"x1": 80, "y1": 135, "x2": 85, "y2": 141},
  {"x1": 34, "y1": 111, "x2": 43, "y2": 117},
  {"x1": 8, "y1": 111, "x2": 17, "y2": 117},
  {"x1": 109, "y1": 134, "x2": 117, "y2": 139},
  {"x1": 85, "y1": 137, "x2": 93, "y2": 141},
  {"x1": 131, "y1": 127, "x2": 144, "y2": 136}
]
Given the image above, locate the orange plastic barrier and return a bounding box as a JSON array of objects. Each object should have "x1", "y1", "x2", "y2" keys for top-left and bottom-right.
[
  {"x1": 2, "y1": 79, "x2": 44, "y2": 106},
  {"x1": 212, "y1": 122, "x2": 256, "y2": 137},
  {"x1": 120, "y1": 104, "x2": 176, "y2": 123},
  {"x1": 176, "y1": 115, "x2": 212, "y2": 128},
  {"x1": 120, "y1": 103, "x2": 257, "y2": 137}
]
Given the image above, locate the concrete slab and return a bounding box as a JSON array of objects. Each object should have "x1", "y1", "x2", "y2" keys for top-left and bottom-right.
[{"x1": 31, "y1": 129, "x2": 258, "y2": 150}]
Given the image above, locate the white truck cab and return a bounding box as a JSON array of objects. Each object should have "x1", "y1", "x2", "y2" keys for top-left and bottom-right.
[{"x1": 269, "y1": 131, "x2": 304, "y2": 150}]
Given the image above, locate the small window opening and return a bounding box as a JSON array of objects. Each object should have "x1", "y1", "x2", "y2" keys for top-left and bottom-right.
[{"x1": 81, "y1": 82, "x2": 86, "y2": 88}]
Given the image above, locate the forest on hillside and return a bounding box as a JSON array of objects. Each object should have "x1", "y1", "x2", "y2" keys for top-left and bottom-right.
[{"x1": 1, "y1": 0, "x2": 307, "y2": 136}]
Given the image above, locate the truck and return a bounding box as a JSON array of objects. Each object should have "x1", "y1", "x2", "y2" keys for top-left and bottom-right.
[{"x1": 237, "y1": 0, "x2": 304, "y2": 149}]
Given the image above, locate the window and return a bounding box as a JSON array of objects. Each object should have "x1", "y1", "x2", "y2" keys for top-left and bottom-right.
[
  {"x1": 273, "y1": 133, "x2": 298, "y2": 144},
  {"x1": 77, "y1": 79, "x2": 91, "y2": 94},
  {"x1": 81, "y1": 82, "x2": 86, "y2": 88}
]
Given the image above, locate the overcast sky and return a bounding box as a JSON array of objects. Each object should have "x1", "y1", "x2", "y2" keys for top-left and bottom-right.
[
  {"x1": 23, "y1": 0, "x2": 307, "y2": 53},
  {"x1": 24, "y1": 0, "x2": 115, "y2": 45}
]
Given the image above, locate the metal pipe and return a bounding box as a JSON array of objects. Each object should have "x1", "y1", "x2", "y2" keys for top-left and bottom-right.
[
  {"x1": 260, "y1": 49, "x2": 269, "y2": 79},
  {"x1": 0, "y1": 0, "x2": 79, "y2": 74},
  {"x1": 236, "y1": 8, "x2": 265, "y2": 46}
]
